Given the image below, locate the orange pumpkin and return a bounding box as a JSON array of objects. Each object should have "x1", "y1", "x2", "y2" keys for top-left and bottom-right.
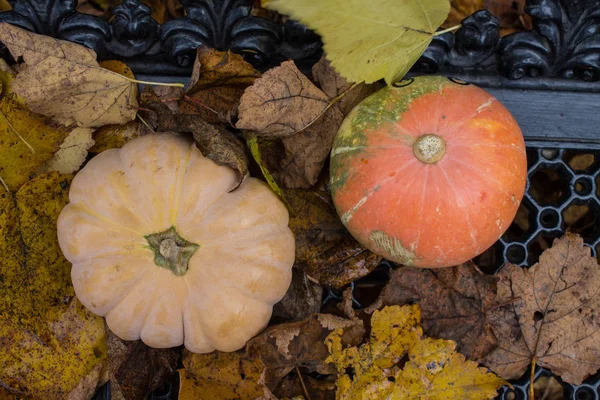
[{"x1": 330, "y1": 76, "x2": 527, "y2": 268}]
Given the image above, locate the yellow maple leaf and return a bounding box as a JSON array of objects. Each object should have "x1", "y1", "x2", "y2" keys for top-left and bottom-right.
[
  {"x1": 325, "y1": 305, "x2": 507, "y2": 400},
  {"x1": 264, "y1": 0, "x2": 450, "y2": 85}
]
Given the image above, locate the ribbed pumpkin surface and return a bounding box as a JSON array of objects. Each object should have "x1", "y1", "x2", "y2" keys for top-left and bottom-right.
[{"x1": 330, "y1": 76, "x2": 527, "y2": 268}]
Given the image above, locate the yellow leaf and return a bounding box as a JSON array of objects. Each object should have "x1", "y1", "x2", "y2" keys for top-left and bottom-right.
[
  {"x1": 179, "y1": 350, "x2": 270, "y2": 400},
  {"x1": 0, "y1": 23, "x2": 138, "y2": 128},
  {"x1": 90, "y1": 121, "x2": 143, "y2": 153},
  {"x1": 325, "y1": 305, "x2": 506, "y2": 400},
  {"x1": 0, "y1": 172, "x2": 107, "y2": 399},
  {"x1": 36, "y1": 127, "x2": 95, "y2": 174},
  {"x1": 0, "y1": 61, "x2": 72, "y2": 192},
  {"x1": 264, "y1": 0, "x2": 450, "y2": 85}
]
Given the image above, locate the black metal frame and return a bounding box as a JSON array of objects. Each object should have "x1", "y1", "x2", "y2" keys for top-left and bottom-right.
[{"x1": 2, "y1": 0, "x2": 600, "y2": 399}]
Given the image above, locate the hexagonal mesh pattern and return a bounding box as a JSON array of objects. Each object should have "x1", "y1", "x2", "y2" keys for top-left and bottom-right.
[{"x1": 340, "y1": 147, "x2": 600, "y2": 400}]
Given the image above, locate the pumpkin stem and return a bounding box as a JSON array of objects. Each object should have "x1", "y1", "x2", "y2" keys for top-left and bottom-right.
[
  {"x1": 145, "y1": 227, "x2": 199, "y2": 276},
  {"x1": 413, "y1": 134, "x2": 446, "y2": 164}
]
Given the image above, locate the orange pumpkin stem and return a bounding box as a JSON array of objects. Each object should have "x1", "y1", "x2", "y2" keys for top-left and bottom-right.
[{"x1": 413, "y1": 134, "x2": 446, "y2": 164}]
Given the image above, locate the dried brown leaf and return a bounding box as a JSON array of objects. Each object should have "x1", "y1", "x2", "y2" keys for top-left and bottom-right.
[
  {"x1": 481, "y1": 233, "x2": 600, "y2": 385},
  {"x1": 286, "y1": 185, "x2": 381, "y2": 287},
  {"x1": 179, "y1": 314, "x2": 362, "y2": 399},
  {"x1": 191, "y1": 122, "x2": 249, "y2": 187},
  {"x1": 248, "y1": 313, "x2": 365, "y2": 390},
  {"x1": 182, "y1": 46, "x2": 261, "y2": 124},
  {"x1": 277, "y1": 105, "x2": 343, "y2": 188},
  {"x1": 274, "y1": 374, "x2": 336, "y2": 400},
  {"x1": 311, "y1": 55, "x2": 381, "y2": 116},
  {"x1": 368, "y1": 262, "x2": 500, "y2": 360},
  {"x1": 273, "y1": 267, "x2": 324, "y2": 322},
  {"x1": 107, "y1": 332, "x2": 179, "y2": 400},
  {"x1": 140, "y1": 87, "x2": 248, "y2": 186},
  {"x1": 236, "y1": 60, "x2": 330, "y2": 137},
  {"x1": 0, "y1": 23, "x2": 137, "y2": 127}
]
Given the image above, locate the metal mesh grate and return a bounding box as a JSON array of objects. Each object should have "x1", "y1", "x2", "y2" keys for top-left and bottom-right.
[{"x1": 333, "y1": 147, "x2": 600, "y2": 400}]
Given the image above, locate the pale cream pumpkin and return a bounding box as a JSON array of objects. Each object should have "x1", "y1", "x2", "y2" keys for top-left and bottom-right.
[{"x1": 57, "y1": 133, "x2": 295, "y2": 353}]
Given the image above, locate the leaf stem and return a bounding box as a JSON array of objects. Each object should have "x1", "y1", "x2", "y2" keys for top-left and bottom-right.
[
  {"x1": 127, "y1": 78, "x2": 185, "y2": 88},
  {"x1": 0, "y1": 110, "x2": 35, "y2": 153},
  {"x1": 246, "y1": 135, "x2": 293, "y2": 213},
  {"x1": 434, "y1": 24, "x2": 462, "y2": 36},
  {"x1": 529, "y1": 357, "x2": 536, "y2": 399},
  {"x1": 288, "y1": 82, "x2": 359, "y2": 135},
  {"x1": 296, "y1": 367, "x2": 311, "y2": 400},
  {"x1": 136, "y1": 113, "x2": 156, "y2": 133},
  {"x1": 183, "y1": 94, "x2": 220, "y2": 115}
]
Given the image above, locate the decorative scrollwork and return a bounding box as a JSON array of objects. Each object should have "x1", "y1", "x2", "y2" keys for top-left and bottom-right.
[
  {"x1": 0, "y1": 0, "x2": 110, "y2": 57},
  {"x1": 160, "y1": 0, "x2": 281, "y2": 68},
  {"x1": 0, "y1": 0, "x2": 598, "y2": 82},
  {"x1": 499, "y1": 0, "x2": 600, "y2": 81},
  {"x1": 414, "y1": 10, "x2": 501, "y2": 74}
]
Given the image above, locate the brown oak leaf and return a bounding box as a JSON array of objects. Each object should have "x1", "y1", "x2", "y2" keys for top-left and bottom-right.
[
  {"x1": 481, "y1": 233, "x2": 600, "y2": 385},
  {"x1": 236, "y1": 60, "x2": 330, "y2": 137},
  {"x1": 182, "y1": 46, "x2": 261, "y2": 124},
  {"x1": 286, "y1": 184, "x2": 381, "y2": 287},
  {"x1": 0, "y1": 23, "x2": 137, "y2": 127},
  {"x1": 366, "y1": 262, "x2": 500, "y2": 360}
]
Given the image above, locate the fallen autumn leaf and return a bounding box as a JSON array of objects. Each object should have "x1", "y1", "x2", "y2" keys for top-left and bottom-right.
[
  {"x1": 481, "y1": 233, "x2": 600, "y2": 385},
  {"x1": 0, "y1": 23, "x2": 138, "y2": 128}
]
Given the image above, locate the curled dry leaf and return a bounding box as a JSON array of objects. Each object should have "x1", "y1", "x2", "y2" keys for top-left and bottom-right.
[
  {"x1": 179, "y1": 313, "x2": 363, "y2": 400},
  {"x1": 0, "y1": 61, "x2": 71, "y2": 191},
  {"x1": 0, "y1": 23, "x2": 137, "y2": 127},
  {"x1": 140, "y1": 87, "x2": 249, "y2": 187},
  {"x1": 236, "y1": 60, "x2": 330, "y2": 137},
  {"x1": 182, "y1": 46, "x2": 261, "y2": 124},
  {"x1": 191, "y1": 122, "x2": 249, "y2": 188},
  {"x1": 481, "y1": 233, "x2": 600, "y2": 385},
  {"x1": 368, "y1": 262, "x2": 500, "y2": 360},
  {"x1": 0, "y1": 172, "x2": 107, "y2": 399},
  {"x1": 264, "y1": 0, "x2": 450, "y2": 85},
  {"x1": 272, "y1": 267, "x2": 324, "y2": 321},
  {"x1": 286, "y1": 185, "x2": 381, "y2": 287},
  {"x1": 326, "y1": 305, "x2": 507, "y2": 400},
  {"x1": 106, "y1": 332, "x2": 180, "y2": 400}
]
